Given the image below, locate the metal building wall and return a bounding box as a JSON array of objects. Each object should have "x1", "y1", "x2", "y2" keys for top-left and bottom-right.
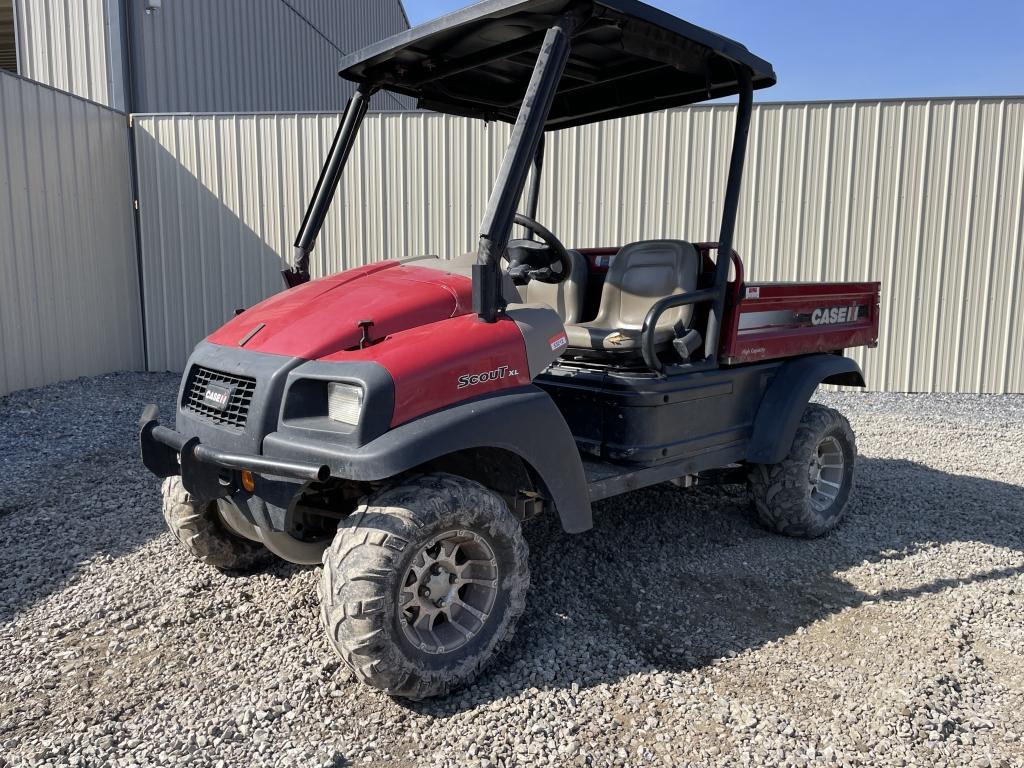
[
  {"x1": 133, "y1": 97, "x2": 1024, "y2": 393},
  {"x1": 14, "y1": 0, "x2": 120, "y2": 107},
  {"x1": 128, "y1": 0, "x2": 414, "y2": 113},
  {"x1": 0, "y1": 71, "x2": 143, "y2": 396},
  {"x1": 1, "y1": 0, "x2": 18, "y2": 72}
]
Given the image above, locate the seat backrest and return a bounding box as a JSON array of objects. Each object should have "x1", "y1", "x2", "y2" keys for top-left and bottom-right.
[
  {"x1": 593, "y1": 240, "x2": 700, "y2": 331},
  {"x1": 518, "y1": 249, "x2": 588, "y2": 324}
]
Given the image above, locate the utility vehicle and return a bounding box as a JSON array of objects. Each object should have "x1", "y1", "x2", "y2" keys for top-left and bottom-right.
[{"x1": 140, "y1": 0, "x2": 880, "y2": 699}]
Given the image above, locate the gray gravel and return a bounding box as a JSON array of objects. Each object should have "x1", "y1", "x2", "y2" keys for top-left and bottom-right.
[{"x1": 1, "y1": 373, "x2": 1023, "y2": 768}]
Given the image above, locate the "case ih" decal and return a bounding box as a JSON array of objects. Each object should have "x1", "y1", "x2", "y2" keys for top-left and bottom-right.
[
  {"x1": 457, "y1": 365, "x2": 519, "y2": 389},
  {"x1": 811, "y1": 305, "x2": 859, "y2": 326},
  {"x1": 202, "y1": 382, "x2": 235, "y2": 411}
]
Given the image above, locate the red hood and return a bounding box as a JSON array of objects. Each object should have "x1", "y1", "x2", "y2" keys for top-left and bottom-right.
[{"x1": 207, "y1": 262, "x2": 473, "y2": 359}]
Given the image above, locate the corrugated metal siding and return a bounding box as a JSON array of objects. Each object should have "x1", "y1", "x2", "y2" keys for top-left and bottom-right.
[
  {"x1": 129, "y1": 0, "x2": 414, "y2": 113},
  {"x1": 0, "y1": 70, "x2": 143, "y2": 396},
  {"x1": 294, "y1": 0, "x2": 408, "y2": 55},
  {"x1": 133, "y1": 97, "x2": 1024, "y2": 393},
  {"x1": 1, "y1": 0, "x2": 18, "y2": 73},
  {"x1": 14, "y1": 0, "x2": 115, "y2": 106}
]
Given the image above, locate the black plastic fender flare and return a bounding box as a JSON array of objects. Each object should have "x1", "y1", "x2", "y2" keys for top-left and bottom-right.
[
  {"x1": 262, "y1": 386, "x2": 594, "y2": 534},
  {"x1": 746, "y1": 354, "x2": 866, "y2": 465}
]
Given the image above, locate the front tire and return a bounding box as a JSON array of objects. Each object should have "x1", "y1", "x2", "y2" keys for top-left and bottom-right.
[
  {"x1": 160, "y1": 476, "x2": 271, "y2": 570},
  {"x1": 747, "y1": 404, "x2": 857, "y2": 538},
  {"x1": 318, "y1": 473, "x2": 529, "y2": 699}
]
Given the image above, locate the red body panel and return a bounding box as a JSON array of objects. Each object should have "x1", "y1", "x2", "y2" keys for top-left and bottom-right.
[
  {"x1": 209, "y1": 262, "x2": 473, "y2": 359},
  {"x1": 577, "y1": 247, "x2": 619, "y2": 272},
  {"x1": 205, "y1": 262, "x2": 529, "y2": 427},
  {"x1": 719, "y1": 281, "x2": 881, "y2": 364},
  {"x1": 331, "y1": 314, "x2": 531, "y2": 427}
]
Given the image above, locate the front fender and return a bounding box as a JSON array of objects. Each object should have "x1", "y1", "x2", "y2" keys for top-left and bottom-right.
[
  {"x1": 746, "y1": 354, "x2": 865, "y2": 465},
  {"x1": 262, "y1": 386, "x2": 593, "y2": 533}
]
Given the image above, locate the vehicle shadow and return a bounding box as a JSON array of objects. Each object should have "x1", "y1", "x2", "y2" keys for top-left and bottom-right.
[
  {"x1": 0, "y1": 373, "x2": 179, "y2": 622},
  {"x1": 406, "y1": 456, "x2": 1024, "y2": 716}
]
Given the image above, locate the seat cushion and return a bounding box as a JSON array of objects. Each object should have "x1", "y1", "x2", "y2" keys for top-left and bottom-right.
[{"x1": 564, "y1": 324, "x2": 675, "y2": 351}]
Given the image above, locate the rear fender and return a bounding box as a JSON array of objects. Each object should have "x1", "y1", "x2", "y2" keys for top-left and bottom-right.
[
  {"x1": 746, "y1": 354, "x2": 865, "y2": 465},
  {"x1": 262, "y1": 386, "x2": 593, "y2": 533}
]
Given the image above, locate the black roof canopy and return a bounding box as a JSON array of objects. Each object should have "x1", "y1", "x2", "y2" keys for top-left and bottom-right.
[{"x1": 338, "y1": 0, "x2": 776, "y2": 130}]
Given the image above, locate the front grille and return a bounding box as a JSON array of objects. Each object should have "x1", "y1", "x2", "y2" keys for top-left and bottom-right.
[{"x1": 182, "y1": 366, "x2": 256, "y2": 429}]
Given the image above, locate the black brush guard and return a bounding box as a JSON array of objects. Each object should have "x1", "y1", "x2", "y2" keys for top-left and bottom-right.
[{"x1": 139, "y1": 405, "x2": 330, "y2": 502}]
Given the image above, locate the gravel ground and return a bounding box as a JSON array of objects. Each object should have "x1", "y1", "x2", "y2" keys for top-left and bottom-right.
[{"x1": 1, "y1": 373, "x2": 1022, "y2": 768}]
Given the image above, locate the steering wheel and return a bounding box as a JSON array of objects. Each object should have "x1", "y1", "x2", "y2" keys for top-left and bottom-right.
[{"x1": 505, "y1": 213, "x2": 573, "y2": 286}]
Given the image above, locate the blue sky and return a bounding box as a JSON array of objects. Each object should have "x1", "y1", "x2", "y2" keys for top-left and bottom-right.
[{"x1": 401, "y1": 0, "x2": 1024, "y2": 102}]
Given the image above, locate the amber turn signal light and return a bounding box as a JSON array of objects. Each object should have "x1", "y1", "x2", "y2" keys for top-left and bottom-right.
[{"x1": 241, "y1": 470, "x2": 256, "y2": 493}]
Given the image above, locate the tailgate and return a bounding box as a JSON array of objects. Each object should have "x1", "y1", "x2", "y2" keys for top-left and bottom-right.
[{"x1": 720, "y1": 281, "x2": 881, "y2": 365}]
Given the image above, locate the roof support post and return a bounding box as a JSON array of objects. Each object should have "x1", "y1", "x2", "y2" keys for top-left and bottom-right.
[
  {"x1": 285, "y1": 83, "x2": 374, "y2": 288},
  {"x1": 473, "y1": 20, "x2": 572, "y2": 322},
  {"x1": 703, "y1": 68, "x2": 753, "y2": 362},
  {"x1": 525, "y1": 135, "x2": 546, "y2": 227}
]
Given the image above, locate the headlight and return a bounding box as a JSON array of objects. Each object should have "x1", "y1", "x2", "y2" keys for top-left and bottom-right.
[{"x1": 327, "y1": 382, "x2": 364, "y2": 425}]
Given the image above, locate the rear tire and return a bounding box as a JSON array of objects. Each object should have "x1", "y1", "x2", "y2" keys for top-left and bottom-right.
[
  {"x1": 160, "y1": 476, "x2": 271, "y2": 570},
  {"x1": 747, "y1": 404, "x2": 856, "y2": 538},
  {"x1": 318, "y1": 473, "x2": 529, "y2": 699}
]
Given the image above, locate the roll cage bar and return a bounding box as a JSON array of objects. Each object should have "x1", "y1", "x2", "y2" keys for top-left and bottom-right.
[{"x1": 286, "y1": 10, "x2": 755, "y2": 372}]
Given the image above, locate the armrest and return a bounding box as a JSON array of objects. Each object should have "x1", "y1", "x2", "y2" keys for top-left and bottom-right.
[{"x1": 639, "y1": 287, "x2": 719, "y2": 372}]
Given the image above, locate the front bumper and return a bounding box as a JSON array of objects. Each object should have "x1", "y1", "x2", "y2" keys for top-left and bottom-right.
[{"x1": 139, "y1": 404, "x2": 329, "y2": 501}]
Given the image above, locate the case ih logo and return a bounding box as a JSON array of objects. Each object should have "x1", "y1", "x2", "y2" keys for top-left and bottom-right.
[
  {"x1": 202, "y1": 382, "x2": 235, "y2": 411},
  {"x1": 457, "y1": 365, "x2": 518, "y2": 389},
  {"x1": 811, "y1": 305, "x2": 859, "y2": 326}
]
